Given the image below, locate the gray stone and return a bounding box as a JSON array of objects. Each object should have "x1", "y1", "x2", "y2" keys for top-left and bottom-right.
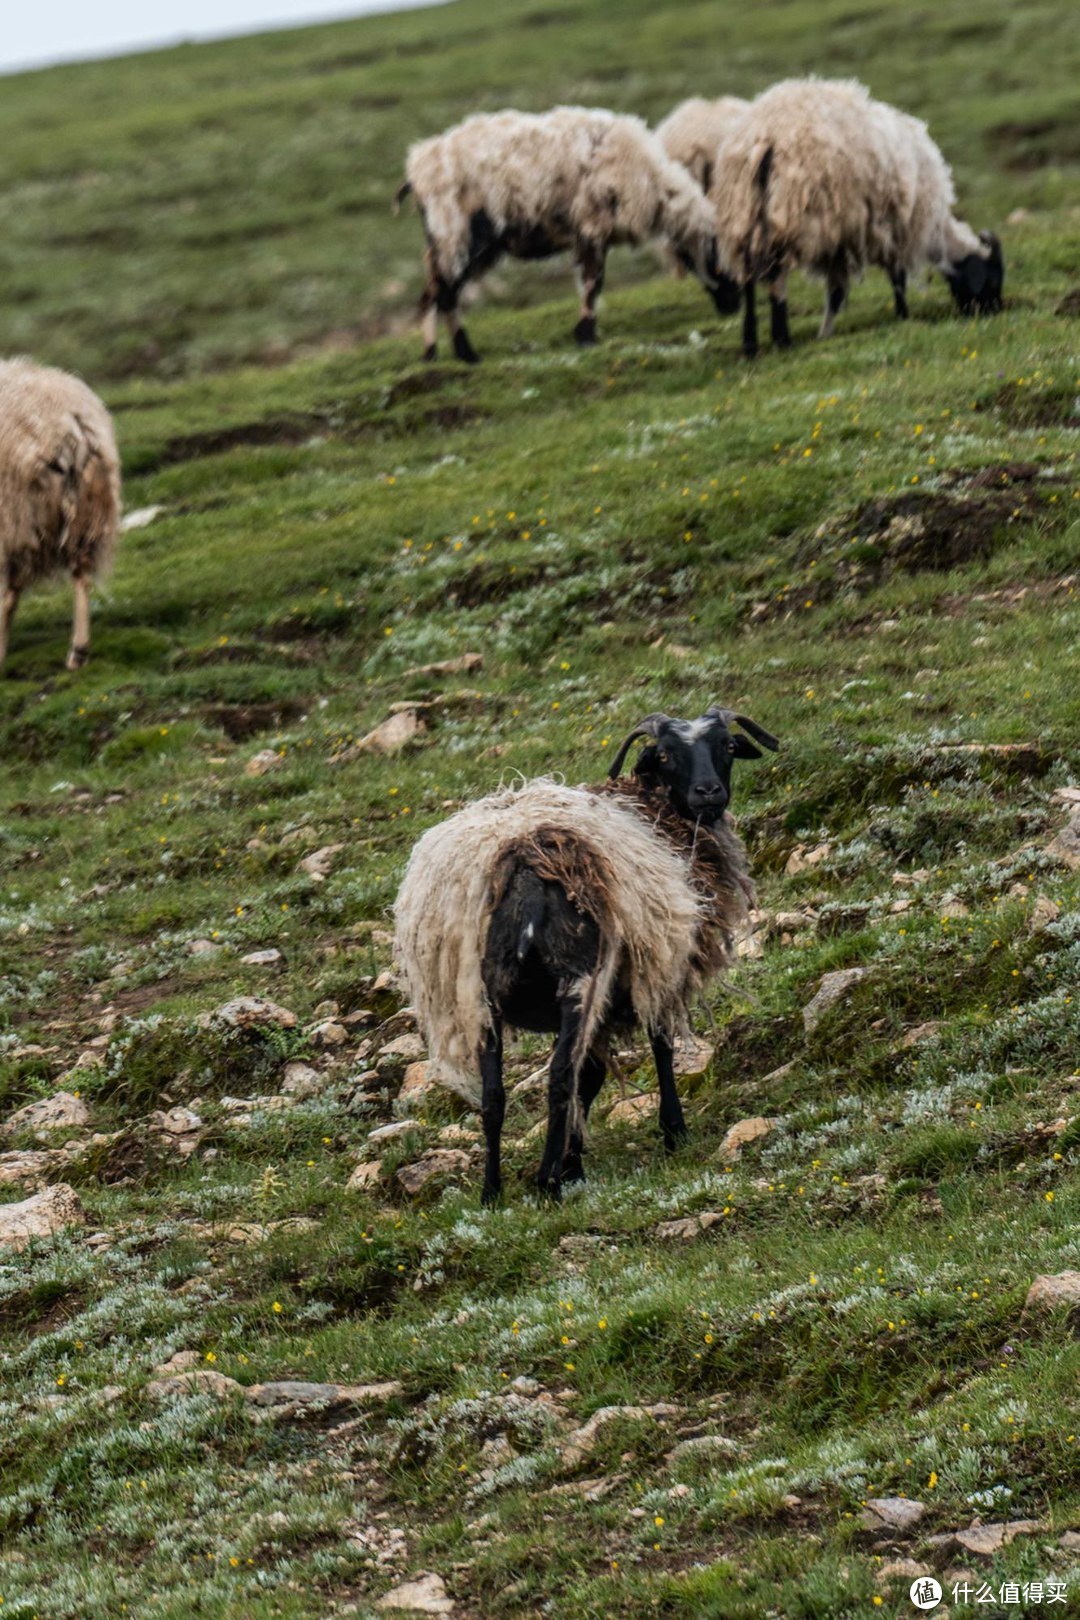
[
  {"x1": 0, "y1": 1183, "x2": 85, "y2": 1251},
  {"x1": 803, "y1": 968, "x2": 869, "y2": 1034}
]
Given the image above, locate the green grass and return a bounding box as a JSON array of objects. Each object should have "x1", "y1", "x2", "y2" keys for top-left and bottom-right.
[{"x1": 2, "y1": 0, "x2": 1080, "y2": 1615}]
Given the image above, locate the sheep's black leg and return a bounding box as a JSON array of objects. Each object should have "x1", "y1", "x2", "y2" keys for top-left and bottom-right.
[
  {"x1": 819, "y1": 273, "x2": 848, "y2": 339},
  {"x1": 651, "y1": 1031, "x2": 688, "y2": 1151},
  {"x1": 891, "y1": 267, "x2": 909, "y2": 320},
  {"x1": 573, "y1": 244, "x2": 606, "y2": 345},
  {"x1": 480, "y1": 1023, "x2": 505, "y2": 1206},
  {"x1": 767, "y1": 272, "x2": 791, "y2": 348},
  {"x1": 561, "y1": 1051, "x2": 606, "y2": 1185},
  {"x1": 742, "y1": 281, "x2": 759, "y2": 359},
  {"x1": 436, "y1": 275, "x2": 480, "y2": 365},
  {"x1": 536, "y1": 999, "x2": 582, "y2": 1200}
]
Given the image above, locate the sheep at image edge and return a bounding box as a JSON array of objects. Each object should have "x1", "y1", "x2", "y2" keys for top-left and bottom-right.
[
  {"x1": 0, "y1": 358, "x2": 121, "y2": 670},
  {"x1": 707, "y1": 77, "x2": 1004, "y2": 356},
  {"x1": 395, "y1": 105, "x2": 741, "y2": 363},
  {"x1": 393, "y1": 706, "x2": 780, "y2": 1204}
]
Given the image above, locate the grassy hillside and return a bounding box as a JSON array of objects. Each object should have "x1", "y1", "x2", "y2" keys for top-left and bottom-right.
[{"x1": 2, "y1": 1, "x2": 1080, "y2": 1616}]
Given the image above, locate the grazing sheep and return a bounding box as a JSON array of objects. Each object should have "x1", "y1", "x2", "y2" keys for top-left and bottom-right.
[
  {"x1": 707, "y1": 77, "x2": 1004, "y2": 356},
  {"x1": 394, "y1": 706, "x2": 779, "y2": 1202},
  {"x1": 655, "y1": 95, "x2": 749, "y2": 192},
  {"x1": 0, "y1": 359, "x2": 121, "y2": 670},
  {"x1": 396, "y1": 106, "x2": 741, "y2": 362}
]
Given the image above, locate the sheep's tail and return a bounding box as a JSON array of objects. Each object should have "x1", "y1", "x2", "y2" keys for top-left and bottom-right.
[
  {"x1": 393, "y1": 179, "x2": 413, "y2": 215},
  {"x1": 748, "y1": 142, "x2": 775, "y2": 281}
]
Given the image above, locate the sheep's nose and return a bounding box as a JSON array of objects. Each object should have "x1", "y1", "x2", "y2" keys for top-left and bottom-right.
[{"x1": 690, "y1": 780, "x2": 726, "y2": 808}]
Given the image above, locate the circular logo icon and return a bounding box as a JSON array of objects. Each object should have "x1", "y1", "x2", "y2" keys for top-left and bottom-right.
[{"x1": 910, "y1": 1577, "x2": 943, "y2": 1611}]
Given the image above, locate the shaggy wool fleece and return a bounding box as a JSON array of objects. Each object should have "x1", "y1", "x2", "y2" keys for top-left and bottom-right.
[
  {"x1": 0, "y1": 359, "x2": 121, "y2": 591},
  {"x1": 655, "y1": 95, "x2": 749, "y2": 191},
  {"x1": 393, "y1": 779, "x2": 753, "y2": 1103},
  {"x1": 405, "y1": 106, "x2": 718, "y2": 282},
  {"x1": 709, "y1": 76, "x2": 984, "y2": 282}
]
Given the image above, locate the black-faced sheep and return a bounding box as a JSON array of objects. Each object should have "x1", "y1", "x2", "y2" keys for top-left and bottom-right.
[
  {"x1": 396, "y1": 106, "x2": 741, "y2": 363},
  {"x1": 393, "y1": 706, "x2": 779, "y2": 1203},
  {"x1": 655, "y1": 95, "x2": 749, "y2": 193},
  {"x1": 707, "y1": 78, "x2": 1004, "y2": 356},
  {"x1": 0, "y1": 359, "x2": 121, "y2": 670}
]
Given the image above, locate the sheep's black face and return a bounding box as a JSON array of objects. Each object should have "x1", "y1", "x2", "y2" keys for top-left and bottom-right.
[
  {"x1": 945, "y1": 231, "x2": 1004, "y2": 316},
  {"x1": 608, "y1": 706, "x2": 780, "y2": 824}
]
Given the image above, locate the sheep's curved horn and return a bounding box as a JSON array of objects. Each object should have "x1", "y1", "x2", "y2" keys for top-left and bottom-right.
[
  {"x1": 607, "y1": 713, "x2": 670, "y2": 778},
  {"x1": 704, "y1": 706, "x2": 781, "y2": 752}
]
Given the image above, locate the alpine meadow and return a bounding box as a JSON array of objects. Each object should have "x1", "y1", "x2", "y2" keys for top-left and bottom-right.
[{"x1": 1, "y1": 1, "x2": 1080, "y2": 1616}]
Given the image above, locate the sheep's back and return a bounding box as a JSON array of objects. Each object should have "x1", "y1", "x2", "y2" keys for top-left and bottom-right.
[
  {"x1": 393, "y1": 780, "x2": 708, "y2": 1097},
  {"x1": 712, "y1": 77, "x2": 904, "y2": 275}
]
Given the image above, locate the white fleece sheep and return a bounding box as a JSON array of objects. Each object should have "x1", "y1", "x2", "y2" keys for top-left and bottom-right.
[
  {"x1": 655, "y1": 95, "x2": 749, "y2": 191},
  {"x1": 0, "y1": 359, "x2": 121, "y2": 670},
  {"x1": 708, "y1": 77, "x2": 1004, "y2": 355},
  {"x1": 398, "y1": 105, "x2": 733, "y2": 362}
]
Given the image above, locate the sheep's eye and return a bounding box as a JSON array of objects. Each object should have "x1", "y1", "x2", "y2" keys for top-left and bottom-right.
[
  {"x1": 727, "y1": 740, "x2": 737, "y2": 755},
  {"x1": 657, "y1": 750, "x2": 669, "y2": 766}
]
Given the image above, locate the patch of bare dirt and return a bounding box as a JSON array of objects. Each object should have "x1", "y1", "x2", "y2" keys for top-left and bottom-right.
[{"x1": 202, "y1": 699, "x2": 309, "y2": 742}]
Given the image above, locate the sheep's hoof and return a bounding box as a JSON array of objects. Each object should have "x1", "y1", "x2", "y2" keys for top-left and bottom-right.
[
  {"x1": 480, "y1": 1181, "x2": 501, "y2": 1207},
  {"x1": 573, "y1": 316, "x2": 598, "y2": 346},
  {"x1": 535, "y1": 1171, "x2": 563, "y2": 1202},
  {"x1": 422, "y1": 343, "x2": 438, "y2": 362},
  {"x1": 561, "y1": 1154, "x2": 586, "y2": 1186},
  {"x1": 66, "y1": 645, "x2": 89, "y2": 671},
  {"x1": 453, "y1": 330, "x2": 480, "y2": 364},
  {"x1": 742, "y1": 346, "x2": 759, "y2": 361}
]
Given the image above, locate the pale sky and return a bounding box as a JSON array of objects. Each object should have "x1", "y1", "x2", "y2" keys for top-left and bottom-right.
[{"x1": 1, "y1": 0, "x2": 448, "y2": 75}]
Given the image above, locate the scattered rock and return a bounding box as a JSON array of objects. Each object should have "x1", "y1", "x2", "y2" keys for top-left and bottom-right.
[
  {"x1": 954, "y1": 1520, "x2": 1043, "y2": 1556},
  {"x1": 785, "y1": 842, "x2": 831, "y2": 876},
  {"x1": 4, "y1": 1092, "x2": 89, "y2": 1137},
  {"x1": 939, "y1": 893, "x2": 970, "y2": 919},
  {"x1": 188, "y1": 937, "x2": 219, "y2": 956},
  {"x1": 718, "y1": 1116, "x2": 776, "y2": 1161},
  {"x1": 146, "y1": 1369, "x2": 243, "y2": 1400},
  {"x1": 1030, "y1": 896, "x2": 1061, "y2": 932},
  {"x1": 1047, "y1": 813, "x2": 1080, "y2": 870},
  {"x1": 478, "y1": 1433, "x2": 516, "y2": 1469},
  {"x1": 560, "y1": 1403, "x2": 677, "y2": 1469},
  {"x1": 803, "y1": 967, "x2": 869, "y2": 1035},
  {"x1": 399, "y1": 1061, "x2": 432, "y2": 1100},
  {"x1": 876, "y1": 1559, "x2": 932, "y2": 1585},
  {"x1": 656, "y1": 1212, "x2": 724, "y2": 1241},
  {"x1": 281, "y1": 1062, "x2": 322, "y2": 1097},
  {"x1": 1059, "y1": 1530, "x2": 1080, "y2": 1550},
  {"x1": 245, "y1": 749, "x2": 283, "y2": 777},
  {"x1": 378, "y1": 1033, "x2": 427, "y2": 1073},
  {"x1": 241, "y1": 948, "x2": 283, "y2": 966},
  {"x1": 311, "y1": 1019, "x2": 348, "y2": 1047},
  {"x1": 368, "y1": 1119, "x2": 422, "y2": 1144},
  {"x1": 0, "y1": 1183, "x2": 85, "y2": 1251},
  {"x1": 375, "y1": 1572, "x2": 453, "y2": 1615},
  {"x1": 353, "y1": 709, "x2": 428, "y2": 759},
  {"x1": 347, "y1": 1159, "x2": 384, "y2": 1189},
  {"x1": 672, "y1": 1037, "x2": 714, "y2": 1079},
  {"x1": 152, "y1": 1106, "x2": 203, "y2": 1137},
  {"x1": 213, "y1": 996, "x2": 297, "y2": 1030},
  {"x1": 606, "y1": 1093, "x2": 657, "y2": 1126},
  {"x1": 666, "y1": 1434, "x2": 739, "y2": 1465},
  {"x1": 155, "y1": 1350, "x2": 201, "y2": 1375},
  {"x1": 298, "y1": 844, "x2": 345, "y2": 882},
  {"x1": 860, "y1": 1497, "x2": 926, "y2": 1534},
  {"x1": 245, "y1": 1379, "x2": 402, "y2": 1410},
  {"x1": 396, "y1": 1149, "x2": 470, "y2": 1195},
  {"x1": 1023, "y1": 1271, "x2": 1080, "y2": 1315},
  {"x1": 402, "y1": 653, "x2": 483, "y2": 678},
  {"x1": 510, "y1": 1065, "x2": 548, "y2": 1100},
  {"x1": 0, "y1": 1150, "x2": 64, "y2": 1189},
  {"x1": 900, "y1": 1021, "x2": 941, "y2": 1049}
]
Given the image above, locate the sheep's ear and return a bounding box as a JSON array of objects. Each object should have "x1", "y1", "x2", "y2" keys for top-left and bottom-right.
[{"x1": 731, "y1": 735, "x2": 763, "y2": 760}]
